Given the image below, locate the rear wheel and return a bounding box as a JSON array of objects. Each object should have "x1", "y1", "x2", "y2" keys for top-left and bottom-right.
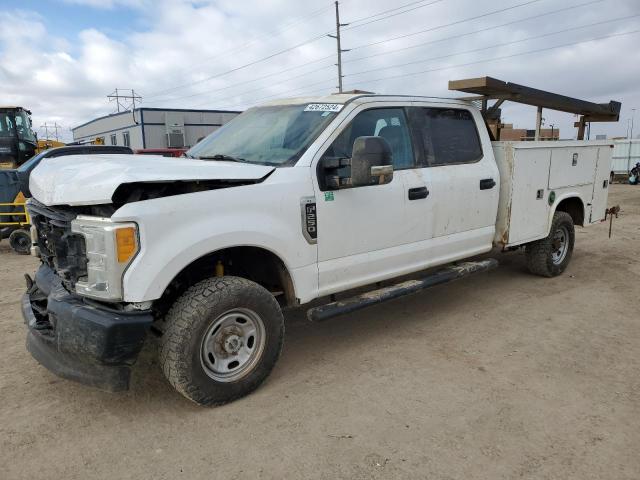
[
  {"x1": 525, "y1": 211, "x2": 575, "y2": 277},
  {"x1": 160, "y1": 276, "x2": 284, "y2": 406},
  {"x1": 9, "y1": 229, "x2": 31, "y2": 255}
]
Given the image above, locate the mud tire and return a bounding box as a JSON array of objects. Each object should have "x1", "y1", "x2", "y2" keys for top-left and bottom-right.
[
  {"x1": 160, "y1": 276, "x2": 284, "y2": 406},
  {"x1": 525, "y1": 211, "x2": 575, "y2": 277}
]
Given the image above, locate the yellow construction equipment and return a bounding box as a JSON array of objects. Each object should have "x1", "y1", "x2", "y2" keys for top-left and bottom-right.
[
  {"x1": 37, "y1": 138, "x2": 65, "y2": 152},
  {"x1": 0, "y1": 106, "x2": 38, "y2": 169},
  {"x1": 0, "y1": 191, "x2": 31, "y2": 254}
]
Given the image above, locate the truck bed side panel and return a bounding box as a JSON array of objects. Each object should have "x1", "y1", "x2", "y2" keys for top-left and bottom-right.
[{"x1": 492, "y1": 141, "x2": 612, "y2": 248}]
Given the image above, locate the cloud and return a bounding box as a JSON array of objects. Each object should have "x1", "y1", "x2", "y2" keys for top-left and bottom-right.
[
  {"x1": 60, "y1": 0, "x2": 147, "y2": 9},
  {"x1": 1, "y1": 0, "x2": 639, "y2": 141}
]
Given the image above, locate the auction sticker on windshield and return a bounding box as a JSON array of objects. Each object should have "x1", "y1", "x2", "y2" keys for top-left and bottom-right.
[{"x1": 304, "y1": 103, "x2": 344, "y2": 112}]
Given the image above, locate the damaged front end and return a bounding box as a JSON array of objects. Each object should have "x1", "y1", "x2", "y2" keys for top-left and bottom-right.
[
  {"x1": 23, "y1": 199, "x2": 152, "y2": 391},
  {"x1": 22, "y1": 153, "x2": 278, "y2": 391},
  {"x1": 23, "y1": 265, "x2": 152, "y2": 391}
]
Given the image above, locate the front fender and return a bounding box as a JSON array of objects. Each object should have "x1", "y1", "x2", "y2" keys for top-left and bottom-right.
[{"x1": 111, "y1": 170, "x2": 317, "y2": 302}]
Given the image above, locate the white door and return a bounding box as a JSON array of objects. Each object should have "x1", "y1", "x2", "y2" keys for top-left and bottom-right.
[
  {"x1": 408, "y1": 106, "x2": 499, "y2": 262},
  {"x1": 313, "y1": 106, "x2": 425, "y2": 296},
  {"x1": 590, "y1": 145, "x2": 613, "y2": 223}
]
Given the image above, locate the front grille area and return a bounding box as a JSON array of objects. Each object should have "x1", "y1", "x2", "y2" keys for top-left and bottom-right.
[{"x1": 28, "y1": 199, "x2": 87, "y2": 291}]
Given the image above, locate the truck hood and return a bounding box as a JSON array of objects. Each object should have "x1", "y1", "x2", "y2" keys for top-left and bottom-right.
[{"x1": 29, "y1": 154, "x2": 275, "y2": 206}]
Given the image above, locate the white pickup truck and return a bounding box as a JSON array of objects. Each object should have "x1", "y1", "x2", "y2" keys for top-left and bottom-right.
[{"x1": 22, "y1": 93, "x2": 613, "y2": 405}]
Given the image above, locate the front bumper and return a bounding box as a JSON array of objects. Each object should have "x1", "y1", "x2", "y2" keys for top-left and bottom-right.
[{"x1": 22, "y1": 265, "x2": 153, "y2": 392}]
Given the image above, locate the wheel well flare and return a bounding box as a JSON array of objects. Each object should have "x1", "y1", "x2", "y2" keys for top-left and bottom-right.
[
  {"x1": 555, "y1": 197, "x2": 584, "y2": 226},
  {"x1": 155, "y1": 247, "x2": 296, "y2": 317}
]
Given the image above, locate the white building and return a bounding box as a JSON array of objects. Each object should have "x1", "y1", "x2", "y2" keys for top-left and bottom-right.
[
  {"x1": 612, "y1": 139, "x2": 640, "y2": 173},
  {"x1": 71, "y1": 108, "x2": 240, "y2": 150}
]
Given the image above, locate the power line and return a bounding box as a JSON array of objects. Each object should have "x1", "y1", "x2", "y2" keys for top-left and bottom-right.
[
  {"x1": 347, "y1": 0, "x2": 545, "y2": 52},
  {"x1": 142, "y1": 0, "x2": 619, "y2": 111},
  {"x1": 344, "y1": 0, "x2": 444, "y2": 29},
  {"x1": 185, "y1": 60, "x2": 336, "y2": 108},
  {"x1": 343, "y1": 0, "x2": 447, "y2": 31},
  {"x1": 148, "y1": 0, "x2": 597, "y2": 107},
  {"x1": 344, "y1": 29, "x2": 640, "y2": 89},
  {"x1": 143, "y1": 0, "x2": 452, "y2": 101},
  {"x1": 186, "y1": 29, "x2": 639, "y2": 112},
  {"x1": 345, "y1": 13, "x2": 639, "y2": 77},
  {"x1": 147, "y1": 54, "x2": 335, "y2": 106},
  {"x1": 219, "y1": 0, "x2": 592, "y2": 104},
  {"x1": 343, "y1": 0, "x2": 603, "y2": 64},
  {"x1": 144, "y1": 3, "x2": 336, "y2": 96},
  {"x1": 143, "y1": 31, "x2": 332, "y2": 99}
]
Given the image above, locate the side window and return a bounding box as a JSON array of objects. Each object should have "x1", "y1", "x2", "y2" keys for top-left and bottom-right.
[
  {"x1": 416, "y1": 108, "x2": 483, "y2": 165},
  {"x1": 325, "y1": 108, "x2": 415, "y2": 170},
  {"x1": 122, "y1": 131, "x2": 130, "y2": 147},
  {"x1": 110, "y1": 134, "x2": 117, "y2": 145}
]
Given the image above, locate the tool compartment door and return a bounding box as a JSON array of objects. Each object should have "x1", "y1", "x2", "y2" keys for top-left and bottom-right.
[
  {"x1": 508, "y1": 148, "x2": 551, "y2": 244},
  {"x1": 549, "y1": 146, "x2": 598, "y2": 189},
  {"x1": 589, "y1": 145, "x2": 613, "y2": 223}
]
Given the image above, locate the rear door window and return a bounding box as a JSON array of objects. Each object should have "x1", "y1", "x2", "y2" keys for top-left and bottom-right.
[{"x1": 412, "y1": 108, "x2": 483, "y2": 166}]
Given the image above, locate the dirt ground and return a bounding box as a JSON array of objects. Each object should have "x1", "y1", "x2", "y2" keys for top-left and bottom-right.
[{"x1": 0, "y1": 184, "x2": 638, "y2": 480}]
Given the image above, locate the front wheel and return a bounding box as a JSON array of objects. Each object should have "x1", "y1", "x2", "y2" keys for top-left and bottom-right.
[
  {"x1": 160, "y1": 276, "x2": 284, "y2": 406},
  {"x1": 525, "y1": 211, "x2": 575, "y2": 277},
  {"x1": 9, "y1": 229, "x2": 31, "y2": 255}
]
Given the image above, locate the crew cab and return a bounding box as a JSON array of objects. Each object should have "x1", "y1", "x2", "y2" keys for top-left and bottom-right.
[{"x1": 21, "y1": 93, "x2": 613, "y2": 405}]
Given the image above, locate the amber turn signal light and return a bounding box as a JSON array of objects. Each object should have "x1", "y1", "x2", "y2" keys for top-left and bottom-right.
[{"x1": 115, "y1": 227, "x2": 137, "y2": 263}]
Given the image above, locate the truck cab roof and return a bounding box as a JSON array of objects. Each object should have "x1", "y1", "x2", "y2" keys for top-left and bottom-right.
[{"x1": 260, "y1": 93, "x2": 473, "y2": 108}]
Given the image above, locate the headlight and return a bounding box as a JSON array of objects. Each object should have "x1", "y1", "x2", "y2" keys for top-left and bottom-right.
[{"x1": 71, "y1": 215, "x2": 139, "y2": 301}]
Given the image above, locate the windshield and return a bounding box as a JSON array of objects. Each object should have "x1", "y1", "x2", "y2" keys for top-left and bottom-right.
[
  {"x1": 0, "y1": 112, "x2": 15, "y2": 138},
  {"x1": 15, "y1": 111, "x2": 36, "y2": 143},
  {"x1": 186, "y1": 104, "x2": 341, "y2": 166}
]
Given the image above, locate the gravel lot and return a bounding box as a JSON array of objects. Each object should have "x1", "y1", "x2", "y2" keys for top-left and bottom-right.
[{"x1": 1, "y1": 184, "x2": 638, "y2": 480}]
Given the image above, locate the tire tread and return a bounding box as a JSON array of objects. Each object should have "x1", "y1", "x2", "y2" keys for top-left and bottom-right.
[
  {"x1": 525, "y1": 211, "x2": 575, "y2": 277},
  {"x1": 159, "y1": 276, "x2": 284, "y2": 406}
]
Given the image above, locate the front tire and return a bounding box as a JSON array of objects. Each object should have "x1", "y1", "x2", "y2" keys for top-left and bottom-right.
[
  {"x1": 160, "y1": 276, "x2": 284, "y2": 406},
  {"x1": 525, "y1": 211, "x2": 575, "y2": 277}
]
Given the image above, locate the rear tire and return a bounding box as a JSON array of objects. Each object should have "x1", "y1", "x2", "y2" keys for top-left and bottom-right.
[
  {"x1": 160, "y1": 276, "x2": 284, "y2": 406},
  {"x1": 525, "y1": 211, "x2": 575, "y2": 277},
  {"x1": 9, "y1": 229, "x2": 31, "y2": 255}
]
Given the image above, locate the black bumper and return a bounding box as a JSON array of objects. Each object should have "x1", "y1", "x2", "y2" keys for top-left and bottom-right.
[{"x1": 22, "y1": 265, "x2": 153, "y2": 392}]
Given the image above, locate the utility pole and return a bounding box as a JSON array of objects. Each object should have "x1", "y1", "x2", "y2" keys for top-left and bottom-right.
[
  {"x1": 628, "y1": 108, "x2": 636, "y2": 173},
  {"x1": 534, "y1": 107, "x2": 543, "y2": 141},
  {"x1": 327, "y1": 1, "x2": 349, "y2": 93}
]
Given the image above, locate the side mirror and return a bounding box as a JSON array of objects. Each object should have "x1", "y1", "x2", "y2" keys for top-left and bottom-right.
[
  {"x1": 350, "y1": 136, "x2": 393, "y2": 187},
  {"x1": 320, "y1": 136, "x2": 393, "y2": 190}
]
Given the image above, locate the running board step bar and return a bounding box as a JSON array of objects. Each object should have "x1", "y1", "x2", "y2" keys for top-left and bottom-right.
[{"x1": 307, "y1": 258, "x2": 499, "y2": 322}]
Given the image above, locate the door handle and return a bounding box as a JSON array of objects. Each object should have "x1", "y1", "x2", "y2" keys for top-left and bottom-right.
[
  {"x1": 480, "y1": 178, "x2": 496, "y2": 190},
  {"x1": 408, "y1": 186, "x2": 429, "y2": 200}
]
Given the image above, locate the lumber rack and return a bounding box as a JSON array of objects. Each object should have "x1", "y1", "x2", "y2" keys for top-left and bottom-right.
[{"x1": 449, "y1": 76, "x2": 621, "y2": 141}]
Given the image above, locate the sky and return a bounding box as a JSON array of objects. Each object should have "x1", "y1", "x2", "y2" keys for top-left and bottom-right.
[{"x1": 1, "y1": 0, "x2": 639, "y2": 142}]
